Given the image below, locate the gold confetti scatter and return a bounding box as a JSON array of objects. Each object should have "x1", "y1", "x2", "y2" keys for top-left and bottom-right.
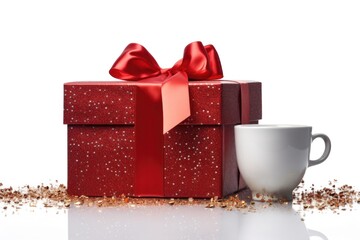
[{"x1": 0, "y1": 180, "x2": 359, "y2": 215}]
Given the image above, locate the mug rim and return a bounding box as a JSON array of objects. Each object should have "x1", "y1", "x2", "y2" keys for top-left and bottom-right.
[{"x1": 234, "y1": 124, "x2": 311, "y2": 129}]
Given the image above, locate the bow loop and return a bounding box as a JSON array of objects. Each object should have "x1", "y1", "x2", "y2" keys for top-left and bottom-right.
[
  {"x1": 109, "y1": 43, "x2": 161, "y2": 80},
  {"x1": 204, "y1": 44, "x2": 223, "y2": 80},
  {"x1": 172, "y1": 42, "x2": 223, "y2": 80}
]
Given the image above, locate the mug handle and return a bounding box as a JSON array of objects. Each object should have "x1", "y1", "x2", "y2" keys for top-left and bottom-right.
[
  {"x1": 308, "y1": 133, "x2": 331, "y2": 167},
  {"x1": 308, "y1": 229, "x2": 328, "y2": 239}
]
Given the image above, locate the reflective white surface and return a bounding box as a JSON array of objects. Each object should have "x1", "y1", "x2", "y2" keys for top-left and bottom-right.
[{"x1": 1, "y1": 202, "x2": 359, "y2": 240}]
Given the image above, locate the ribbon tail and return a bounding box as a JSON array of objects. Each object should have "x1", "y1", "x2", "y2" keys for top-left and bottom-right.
[{"x1": 161, "y1": 71, "x2": 191, "y2": 133}]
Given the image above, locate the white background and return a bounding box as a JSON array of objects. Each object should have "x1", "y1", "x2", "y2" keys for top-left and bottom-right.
[{"x1": 1, "y1": 0, "x2": 359, "y2": 189}]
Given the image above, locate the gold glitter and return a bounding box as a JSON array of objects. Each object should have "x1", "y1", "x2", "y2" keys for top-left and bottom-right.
[
  {"x1": 1, "y1": 180, "x2": 359, "y2": 215},
  {"x1": 220, "y1": 203, "x2": 227, "y2": 208},
  {"x1": 168, "y1": 198, "x2": 175, "y2": 205},
  {"x1": 43, "y1": 202, "x2": 53, "y2": 208},
  {"x1": 293, "y1": 180, "x2": 359, "y2": 213},
  {"x1": 205, "y1": 203, "x2": 215, "y2": 208}
]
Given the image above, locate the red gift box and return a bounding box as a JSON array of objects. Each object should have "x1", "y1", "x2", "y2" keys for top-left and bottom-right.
[
  {"x1": 64, "y1": 80, "x2": 261, "y2": 198},
  {"x1": 63, "y1": 42, "x2": 262, "y2": 198}
]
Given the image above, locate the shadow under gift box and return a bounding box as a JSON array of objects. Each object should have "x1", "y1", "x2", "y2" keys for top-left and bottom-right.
[{"x1": 64, "y1": 80, "x2": 261, "y2": 198}]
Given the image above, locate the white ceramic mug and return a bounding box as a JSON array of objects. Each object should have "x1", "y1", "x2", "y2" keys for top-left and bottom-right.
[{"x1": 234, "y1": 124, "x2": 331, "y2": 201}]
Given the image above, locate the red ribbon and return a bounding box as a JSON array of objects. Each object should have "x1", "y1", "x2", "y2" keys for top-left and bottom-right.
[{"x1": 109, "y1": 42, "x2": 223, "y2": 196}]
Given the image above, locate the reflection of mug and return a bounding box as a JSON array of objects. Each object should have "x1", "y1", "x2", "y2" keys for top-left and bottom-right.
[
  {"x1": 235, "y1": 125, "x2": 331, "y2": 200},
  {"x1": 237, "y1": 203, "x2": 328, "y2": 240}
]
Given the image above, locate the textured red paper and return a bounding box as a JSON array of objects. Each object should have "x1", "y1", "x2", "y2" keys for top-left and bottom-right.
[{"x1": 64, "y1": 80, "x2": 261, "y2": 198}]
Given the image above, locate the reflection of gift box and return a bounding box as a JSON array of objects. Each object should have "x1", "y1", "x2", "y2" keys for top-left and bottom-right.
[
  {"x1": 64, "y1": 80, "x2": 261, "y2": 198},
  {"x1": 69, "y1": 205, "x2": 242, "y2": 239}
]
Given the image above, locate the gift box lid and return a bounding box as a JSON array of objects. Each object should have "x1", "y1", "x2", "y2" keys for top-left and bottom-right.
[{"x1": 64, "y1": 80, "x2": 261, "y2": 126}]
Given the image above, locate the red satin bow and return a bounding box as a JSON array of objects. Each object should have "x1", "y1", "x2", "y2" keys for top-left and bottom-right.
[{"x1": 110, "y1": 41, "x2": 223, "y2": 81}]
